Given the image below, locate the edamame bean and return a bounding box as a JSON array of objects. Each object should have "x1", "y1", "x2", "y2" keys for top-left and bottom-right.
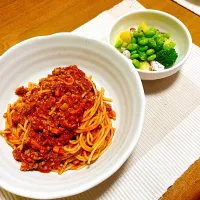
[
  {"x1": 130, "y1": 54, "x2": 139, "y2": 59},
  {"x1": 148, "y1": 38, "x2": 156, "y2": 48},
  {"x1": 138, "y1": 45, "x2": 148, "y2": 52},
  {"x1": 131, "y1": 50, "x2": 137, "y2": 55},
  {"x1": 132, "y1": 59, "x2": 140, "y2": 68},
  {"x1": 139, "y1": 52, "x2": 147, "y2": 61},
  {"x1": 149, "y1": 26, "x2": 156, "y2": 32},
  {"x1": 133, "y1": 31, "x2": 139, "y2": 38},
  {"x1": 154, "y1": 33, "x2": 163, "y2": 40},
  {"x1": 137, "y1": 31, "x2": 144, "y2": 37},
  {"x1": 164, "y1": 32, "x2": 170, "y2": 39},
  {"x1": 155, "y1": 38, "x2": 164, "y2": 51},
  {"x1": 138, "y1": 38, "x2": 148, "y2": 46},
  {"x1": 117, "y1": 48, "x2": 123, "y2": 53},
  {"x1": 147, "y1": 54, "x2": 156, "y2": 61},
  {"x1": 144, "y1": 30, "x2": 156, "y2": 38},
  {"x1": 126, "y1": 43, "x2": 138, "y2": 51},
  {"x1": 131, "y1": 37, "x2": 137, "y2": 43},
  {"x1": 146, "y1": 49, "x2": 155, "y2": 56}
]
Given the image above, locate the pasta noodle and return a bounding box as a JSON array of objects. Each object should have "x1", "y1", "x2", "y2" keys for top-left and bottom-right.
[{"x1": 0, "y1": 65, "x2": 116, "y2": 174}]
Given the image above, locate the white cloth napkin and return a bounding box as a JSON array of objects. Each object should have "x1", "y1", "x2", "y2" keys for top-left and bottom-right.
[
  {"x1": 1, "y1": 0, "x2": 200, "y2": 200},
  {"x1": 172, "y1": 0, "x2": 200, "y2": 16}
]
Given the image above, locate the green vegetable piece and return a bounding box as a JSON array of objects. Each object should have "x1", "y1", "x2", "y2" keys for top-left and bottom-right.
[
  {"x1": 144, "y1": 30, "x2": 156, "y2": 38},
  {"x1": 157, "y1": 38, "x2": 164, "y2": 45},
  {"x1": 147, "y1": 54, "x2": 156, "y2": 61},
  {"x1": 138, "y1": 38, "x2": 148, "y2": 46},
  {"x1": 130, "y1": 54, "x2": 139, "y2": 59},
  {"x1": 164, "y1": 32, "x2": 170, "y2": 39},
  {"x1": 117, "y1": 48, "x2": 123, "y2": 53},
  {"x1": 122, "y1": 42, "x2": 128, "y2": 47},
  {"x1": 155, "y1": 38, "x2": 164, "y2": 51},
  {"x1": 148, "y1": 38, "x2": 156, "y2": 48},
  {"x1": 131, "y1": 50, "x2": 137, "y2": 55},
  {"x1": 139, "y1": 52, "x2": 147, "y2": 61},
  {"x1": 132, "y1": 59, "x2": 141, "y2": 68},
  {"x1": 115, "y1": 39, "x2": 123, "y2": 48},
  {"x1": 133, "y1": 31, "x2": 139, "y2": 38},
  {"x1": 155, "y1": 48, "x2": 178, "y2": 68},
  {"x1": 131, "y1": 37, "x2": 137, "y2": 43},
  {"x1": 149, "y1": 26, "x2": 156, "y2": 32},
  {"x1": 146, "y1": 49, "x2": 155, "y2": 55},
  {"x1": 154, "y1": 32, "x2": 164, "y2": 42},
  {"x1": 139, "y1": 45, "x2": 148, "y2": 52},
  {"x1": 154, "y1": 31, "x2": 161, "y2": 36},
  {"x1": 126, "y1": 43, "x2": 138, "y2": 51},
  {"x1": 137, "y1": 31, "x2": 144, "y2": 37}
]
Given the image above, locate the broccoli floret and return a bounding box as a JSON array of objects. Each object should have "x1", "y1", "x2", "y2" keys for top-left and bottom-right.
[{"x1": 155, "y1": 48, "x2": 178, "y2": 69}]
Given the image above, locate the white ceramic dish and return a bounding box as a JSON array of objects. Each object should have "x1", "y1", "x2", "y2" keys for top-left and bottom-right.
[
  {"x1": 108, "y1": 10, "x2": 192, "y2": 80},
  {"x1": 0, "y1": 33, "x2": 145, "y2": 199}
]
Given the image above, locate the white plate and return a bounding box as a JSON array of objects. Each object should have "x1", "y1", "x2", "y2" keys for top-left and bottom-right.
[{"x1": 0, "y1": 33, "x2": 145, "y2": 199}]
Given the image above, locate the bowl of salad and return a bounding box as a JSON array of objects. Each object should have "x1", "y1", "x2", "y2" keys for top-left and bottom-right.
[{"x1": 108, "y1": 10, "x2": 192, "y2": 80}]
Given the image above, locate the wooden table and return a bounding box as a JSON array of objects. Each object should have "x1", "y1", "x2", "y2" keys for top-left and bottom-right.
[{"x1": 0, "y1": 0, "x2": 200, "y2": 199}]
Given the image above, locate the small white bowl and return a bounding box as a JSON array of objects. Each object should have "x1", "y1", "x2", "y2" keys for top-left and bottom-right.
[
  {"x1": 0, "y1": 33, "x2": 145, "y2": 199},
  {"x1": 108, "y1": 10, "x2": 192, "y2": 80}
]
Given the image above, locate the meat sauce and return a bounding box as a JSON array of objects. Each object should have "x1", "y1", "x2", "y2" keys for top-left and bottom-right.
[{"x1": 12, "y1": 65, "x2": 96, "y2": 173}]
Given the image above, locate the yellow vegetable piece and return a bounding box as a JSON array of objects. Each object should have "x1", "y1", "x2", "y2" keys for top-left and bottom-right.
[
  {"x1": 138, "y1": 22, "x2": 148, "y2": 33},
  {"x1": 139, "y1": 61, "x2": 150, "y2": 71},
  {"x1": 120, "y1": 31, "x2": 132, "y2": 44}
]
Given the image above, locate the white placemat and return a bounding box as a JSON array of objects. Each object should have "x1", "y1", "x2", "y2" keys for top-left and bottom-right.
[
  {"x1": 172, "y1": 0, "x2": 200, "y2": 16},
  {"x1": 1, "y1": 0, "x2": 200, "y2": 200}
]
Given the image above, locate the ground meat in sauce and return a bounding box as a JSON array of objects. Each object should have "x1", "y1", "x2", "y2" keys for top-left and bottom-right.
[{"x1": 11, "y1": 65, "x2": 96, "y2": 173}]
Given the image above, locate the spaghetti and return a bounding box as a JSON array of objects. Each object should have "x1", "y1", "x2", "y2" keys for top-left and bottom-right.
[{"x1": 0, "y1": 65, "x2": 116, "y2": 174}]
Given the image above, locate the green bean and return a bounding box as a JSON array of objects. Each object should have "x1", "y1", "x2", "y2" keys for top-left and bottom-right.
[
  {"x1": 137, "y1": 31, "x2": 144, "y2": 37},
  {"x1": 139, "y1": 52, "x2": 147, "y2": 61},
  {"x1": 138, "y1": 38, "x2": 148, "y2": 46},
  {"x1": 149, "y1": 26, "x2": 156, "y2": 32},
  {"x1": 133, "y1": 31, "x2": 139, "y2": 38},
  {"x1": 144, "y1": 30, "x2": 156, "y2": 38},
  {"x1": 154, "y1": 33, "x2": 163, "y2": 40},
  {"x1": 130, "y1": 54, "x2": 139, "y2": 59},
  {"x1": 131, "y1": 50, "x2": 137, "y2": 55},
  {"x1": 117, "y1": 48, "x2": 123, "y2": 53},
  {"x1": 131, "y1": 37, "x2": 137, "y2": 43},
  {"x1": 146, "y1": 49, "x2": 155, "y2": 56},
  {"x1": 126, "y1": 43, "x2": 138, "y2": 51},
  {"x1": 148, "y1": 38, "x2": 156, "y2": 48},
  {"x1": 155, "y1": 38, "x2": 164, "y2": 51},
  {"x1": 138, "y1": 45, "x2": 148, "y2": 52},
  {"x1": 164, "y1": 32, "x2": 170, "y2": 39},
  {"x1": 132, "y1": 59, "x2": 140, "y2": 68},
  {"x1": 147, "y1": 54, "x2": 156, "y2": 61}
]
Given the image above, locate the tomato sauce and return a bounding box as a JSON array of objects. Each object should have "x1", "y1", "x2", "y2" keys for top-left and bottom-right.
[{"x1": 12, "y1": 65, "x2": 95, "y2": 173}]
